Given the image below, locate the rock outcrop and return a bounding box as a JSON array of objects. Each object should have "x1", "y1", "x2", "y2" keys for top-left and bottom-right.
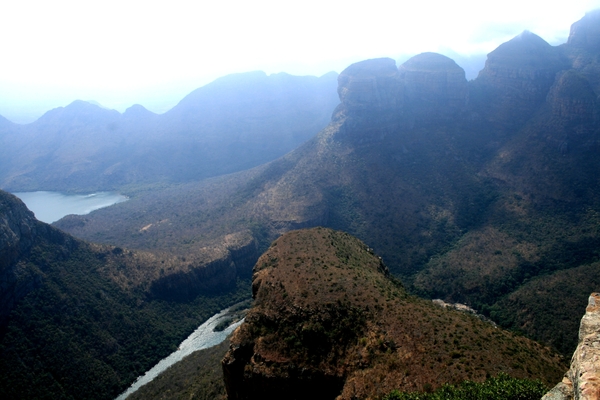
[
  {"x1": 148, "y1": 231, "x2": 258, "y2": 301},
  {"x1": 336, "y1": 53, "x2": 468, "y2": 141},
  {"x1": 547, "y1": 70, "x2": 598, "y2": 123},
  {"x1": 223, "y1": 228, "x2": 564, "y2": 400},
  {"x1": 568, "y1": 10, "x2": 600, "y2": 51},
  {"x1": 473, "y1": 30, "x2": 567, "y2": 126},
  {"x1": 566, "y1": 10, "x2": 600, "y2": 99},
  {"x1": 399, "y1": 52, "x2": 468, "y2": 120},
  {"x1": 543, "y1": 293, "x2": 600, "y2": 400}
]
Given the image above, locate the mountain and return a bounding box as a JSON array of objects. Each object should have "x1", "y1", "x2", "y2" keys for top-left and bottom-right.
[
  {"x1": 0, "y1": 71, "x2": 339, "y2": 192},
  {"x1": 0, "y1": 189, "x2": 251, "y2": 399},
  {"x1": 56, "y1": 11, "x2": 600, "y2": 361},
  {"x1": 0, "y1": 114, "x2": 14, "y2": 128},
  {"x1": 222, "y1": 228, "x2": 564, "y2": 399}
]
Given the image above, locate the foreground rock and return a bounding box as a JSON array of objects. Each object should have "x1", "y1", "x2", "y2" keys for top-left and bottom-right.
[
  {"x1": 543, "y1": 293, "x2": 600, "y2": 400},
  {"x1": 222, "y1": 228, "x2": 564, "y2": 400}
]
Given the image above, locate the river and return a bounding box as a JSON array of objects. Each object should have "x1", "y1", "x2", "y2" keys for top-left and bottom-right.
[
  {"x1": 11, "y1": 191, "x2": 128, "y2": 223},
  {"x1": 115, "y1": 303, "x2": 247, "y2": 400}
]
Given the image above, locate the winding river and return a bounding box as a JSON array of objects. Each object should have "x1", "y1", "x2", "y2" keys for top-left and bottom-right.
[{"x1": 115, "y1": 304, "x2": 246, "y2": 400}]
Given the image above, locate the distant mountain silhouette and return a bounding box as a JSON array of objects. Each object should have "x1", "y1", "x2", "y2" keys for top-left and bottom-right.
[{"x1": 0, "y1": 72, "x2": 339, "y2": 192}]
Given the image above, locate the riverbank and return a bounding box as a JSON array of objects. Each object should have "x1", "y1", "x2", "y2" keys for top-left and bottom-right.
[{"x1": 116, "y1": 301, "x2": 248, "y2": 400}]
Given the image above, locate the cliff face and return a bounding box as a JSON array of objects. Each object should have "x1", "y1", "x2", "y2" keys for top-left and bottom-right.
[
  {"x1": 472, "y1": 30, "x2": 568, "y2": 126},
  {"x1": 399, "y1": 52, "x2": 468, "y2": 120},
  {"x1": 336, "y1": 52, "x2": 468, "y2": 141},
  {"x1": 222, "y1": 228, "x2": 565, "y2": 400},
  {"x1": 543, "y1": 293, "x2": 600, "y2": 400},
  {"x1": 148, "y1": 231, "x2": 258, "y2": 301},
  {"x1": 568, "y1": 10, "x2": 600, "y2": 51}
]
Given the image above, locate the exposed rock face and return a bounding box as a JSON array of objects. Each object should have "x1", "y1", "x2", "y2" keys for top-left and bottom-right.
[
  {"x1": 223, "y1": 228, "x2": 564, "y2": 400},
  {"x1": 399, "y1": 52, "x2": 468, "y2": 120},
  {"x1": 336, "y1": 57, "x2": 403, "y2": 142},
  {"x1": 148, "y1": 231, "x2": 258, "y2": 301},
  {"x1": 0, "y1": 191, "x2": 37, "y2": 269},
  {"x1": 336, "y1": 53, "x2": 468, "y2": 141},
  {"x1": 566, "y1": 10, "x2": 600, "y2": 98},
  {"x1": 545, "y1": 70, "x2": 600, "y2": 151},
  {"x1": 337, "y1": 58, "x2": 400, "y2": 114},
  {"x1": 543, "y1": 293, "x2": 600, "y2": 400},
  {"x1": 568, "y1": 10, "x2": 600, "y2": 51},
  {"x1": 547, "y1": 71, "x2": 598, "y2": 122},
  {"x1": 474, "y1": 31, "x2": 567, "y2": 125}
]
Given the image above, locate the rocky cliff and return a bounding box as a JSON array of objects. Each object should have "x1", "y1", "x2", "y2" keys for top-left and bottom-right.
[
  {"x1": 472, "y1": 30, "x2": 568, "y2": 127},
  {"x1": 222, "y1": 228, "x2": 564, "y2": 400},
  {"x1": 336, "y1": 52, "x2": 468, "y2": 141},
  {"x1": 543, "y1": 293, "x2": 600, "y2": 400},
  {"x1": 148, "y1": 231, "x2": 258, "y2": 301}
]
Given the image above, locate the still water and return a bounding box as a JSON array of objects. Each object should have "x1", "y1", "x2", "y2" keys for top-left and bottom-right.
[{"x1": 12, "y1": 191, "x2": 128, "y2": 223}]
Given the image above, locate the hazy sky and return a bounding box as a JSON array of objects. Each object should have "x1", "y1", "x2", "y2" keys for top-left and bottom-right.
[{"x1": 2, "y1": 0, "x2": 600, "y2": 123}]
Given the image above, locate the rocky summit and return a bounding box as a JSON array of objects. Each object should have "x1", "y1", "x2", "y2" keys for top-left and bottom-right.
[{"x1": 222, "y1": 228, "x2": 564, "y2": 400}]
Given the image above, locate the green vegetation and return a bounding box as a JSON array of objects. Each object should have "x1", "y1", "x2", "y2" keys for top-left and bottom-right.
[
  {"x1": 383, "y1": 373, "x2": 548, "y2": 400},
  {"x1": 128, "y1": 340, "x2": 229, "y2": 400},
  {"x1": 224, "y1": 228, "x2": 565, "y2": 399},
  {"x1": 9, "y1": 14, "x2": 600, "y2": 398},
  {"x1": 0, "y1": 218, "x2": 251, "y2": 399}
]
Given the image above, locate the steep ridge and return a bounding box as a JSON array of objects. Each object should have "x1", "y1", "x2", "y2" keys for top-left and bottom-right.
[
  {"x1": 0, "y1": 71, "x2": 339, "y2": 192},
  {"x1": 0, "y1": 190, "x2": 251, "y2": 399},
  {"x1": 57, "y1": 12, "x2": 600, "y2": 359},
  {"x1": 222, "y1": 228, "x2": 564, "y2": 400}
]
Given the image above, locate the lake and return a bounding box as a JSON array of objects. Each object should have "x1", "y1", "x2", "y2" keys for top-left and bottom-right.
[{"x1": 12, "y1": 191, "x2": 128, "y2": 223}]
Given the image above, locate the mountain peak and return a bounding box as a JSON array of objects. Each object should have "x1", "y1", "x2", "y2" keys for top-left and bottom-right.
[
  {"x1": 401, "y1": 52, "x2": 463, "y2": 72},
  {"x1": 34, "y1": 99, "x2": 121, "y2": 126},
  {"x1": 568, "y1": 9, "x2": 600, "y2": 50},
  {"x1": 399, "y1": 52, "x2": 467, "y2": 118},
  {"x1": 123, "y1": 104, "x2": 156, "y2": 119},
  {"x1": 0, "y1": 113, "x2": 15, "y2": 128},
  {"x1": 488, "y1": 29, "x2": 554, "y2": 62},
  {"x1": 337, "y1": 58, "x2": 399, "y2": 114}
]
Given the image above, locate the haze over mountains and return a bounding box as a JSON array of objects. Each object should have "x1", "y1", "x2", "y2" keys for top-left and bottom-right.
[
  {"x1": 2, "y1": 9, "x2": 600, "y2": 400},
  {"x1": 56, "y1": 10, "x2": 600, "y2": 356},
  {"x1": 0, "y1": 71, "x2": 339, "y2": 192}
]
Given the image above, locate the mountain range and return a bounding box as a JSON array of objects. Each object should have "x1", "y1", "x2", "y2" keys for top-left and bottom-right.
[
  {"x1": 54, "y1": 11, "x2": 600, "y2": 359},
  {"x1": 0, "y1": 71, "x2": 339, "y2": 192},
  {"x1": 2, "y1": 9, "x2": 600, "y2": 400}
]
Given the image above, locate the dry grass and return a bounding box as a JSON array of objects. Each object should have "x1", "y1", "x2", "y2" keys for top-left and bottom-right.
[{"x1": 225, "y1": 228, "x2": 565, "y2": 399}]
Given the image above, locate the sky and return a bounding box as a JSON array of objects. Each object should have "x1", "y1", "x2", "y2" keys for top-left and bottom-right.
[{"x1": 2, "y1": 0, "x2": 600, "y2": 123}]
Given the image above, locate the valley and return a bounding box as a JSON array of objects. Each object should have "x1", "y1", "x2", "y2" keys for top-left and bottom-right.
[{"x1": 2, "y1": 9, "x2": 600, "y2": 400}]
